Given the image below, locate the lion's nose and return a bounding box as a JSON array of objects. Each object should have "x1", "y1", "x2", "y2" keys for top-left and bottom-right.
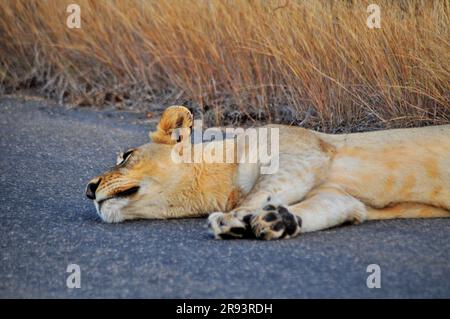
[{"x1": 86, "y1": 178, "x2": 101, "y2": 200}]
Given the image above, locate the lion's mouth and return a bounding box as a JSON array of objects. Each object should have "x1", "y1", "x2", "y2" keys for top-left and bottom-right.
[{"x1": 97, "y1": 186, "x2": 140, "y2": 205}]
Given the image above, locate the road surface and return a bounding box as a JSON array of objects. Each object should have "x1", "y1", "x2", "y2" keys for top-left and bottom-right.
[{"x1": 0, "y1": 96, "x2": 449, "y2": 298}]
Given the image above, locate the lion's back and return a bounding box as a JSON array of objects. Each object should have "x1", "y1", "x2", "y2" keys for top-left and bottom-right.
[{"x1": 318, "y1": 125, "x2": 450, "y2": 210}]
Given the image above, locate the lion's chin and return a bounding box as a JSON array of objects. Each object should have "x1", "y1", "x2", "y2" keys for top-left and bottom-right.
[{"x1": 94, "y1": 198, "x2": 128, "y2": 223}]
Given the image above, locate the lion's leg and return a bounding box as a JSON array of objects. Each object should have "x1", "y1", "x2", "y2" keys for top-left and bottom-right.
[
  {"x1": 249, "y1": 184, "x2": 367, "y2": 240},
  {"x1": 365, "y1": 203, "x2": 449, "y2": 220},
  {"x1": 236, "y1": 193, "x2": 450, "y2": 240},
  {"x1": 208, "y1": 186, "x2": 308, "y2": 240},
  {"x1": 208, "y1": 160, "x2": 322, "y2": 239}
]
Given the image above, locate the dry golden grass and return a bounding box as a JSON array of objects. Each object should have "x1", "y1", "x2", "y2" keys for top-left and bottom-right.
[{"x1": 0, "y1": 0, "x2": 449, "y2": 130}]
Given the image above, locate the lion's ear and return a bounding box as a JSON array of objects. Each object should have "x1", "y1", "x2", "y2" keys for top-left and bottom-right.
[{"x1": 150, "y1": 105, "x2": 193, "y2": 144}]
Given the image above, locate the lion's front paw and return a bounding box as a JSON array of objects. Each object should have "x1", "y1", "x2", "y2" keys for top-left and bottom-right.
[
  {"x1": 208, "y1": 210, "x2": 253, "y2": 240},
  {"x1": 251, "y1": 205, "x2": 302, "y2": 240}
]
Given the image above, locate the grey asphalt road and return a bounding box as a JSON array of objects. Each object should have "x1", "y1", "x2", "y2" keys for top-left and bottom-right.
[{"x1": 0, "y1": 96, "x2": 449, "y2": 298}]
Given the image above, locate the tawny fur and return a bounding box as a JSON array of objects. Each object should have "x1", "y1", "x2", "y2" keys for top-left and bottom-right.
[{"x1": 87, "y1": 106, "x2": 449, "y2": 240}]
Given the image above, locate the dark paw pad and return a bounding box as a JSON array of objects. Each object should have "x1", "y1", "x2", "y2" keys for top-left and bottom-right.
[
  {"x1": 209, "y1": 211, "x2": 254, "y2": 240},
  {"x1": 252, "y1": 205, "x2": 302, "y2": 240}
]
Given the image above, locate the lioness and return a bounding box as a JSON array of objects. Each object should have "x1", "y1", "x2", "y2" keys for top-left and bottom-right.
[{"x1": 86, "y1": 106, "x2": 449, "y2": 240}]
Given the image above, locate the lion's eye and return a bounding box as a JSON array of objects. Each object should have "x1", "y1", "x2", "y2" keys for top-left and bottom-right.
[
  {"x1": 117, "y1": 149, "x2": 134, "y2": 165},
  {"x1": 123, "y1": 149, "x2": 134, "y2": 160}
]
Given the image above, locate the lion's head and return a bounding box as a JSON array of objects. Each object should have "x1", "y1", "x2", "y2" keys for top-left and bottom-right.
[{"x1": 85, "y1": 106, "x2": 240, "y2": 222}]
